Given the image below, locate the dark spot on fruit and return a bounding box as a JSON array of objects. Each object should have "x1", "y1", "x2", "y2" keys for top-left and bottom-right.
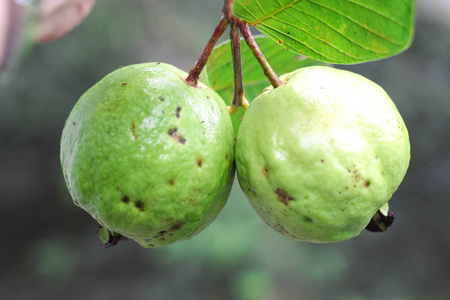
[
  {"x1": 122, "y1": 196, "x2": 130, "y2": 203},
  {"x1": 117, "y1": 186, "x2": 120, "y2": 190},
  {"x1": 201, "y1": 121, "x2": 204, "y2": 123},
  {"x1": 278, "y1": 39, "x2": 283, "y2": 44},
  {"x1": 321, "y1": 159, "x2": 324, "y2": 163},
  {"x1": 168, "y1": 128, "x2": 178, "y2": 136},
  {"x1": 274, "y1": 224, "x2": 296, "y2": 238},
  {"x1": 275, "y1": 224, "x2": 289, "y2": 233},
  {"x1": 131, "y1": 121, "x2": 138, "y2": 139},
  {"x1": 135, "y1": 200, "x2": 145, "y2": 211},
  {"x1": 197, "y1": 158, "x2": 203, "y2": 167},
  {"x1": 73, "y1": 198, "x2": 79, "y2": 205},
  {"x1": 364, "y1": 180, "x2": 371, "y2": 188},
  {"x1": 72, "y1": 122, "x2": 76, "y2": 125},
  {"x1": 263, "y1": 167, "x2": 270, "y2": 178},
  {"x1": 225, "y1": 153, "x2": 229, "y2": 160},
  {"x1": 175, "y1": 106, "x2": 182, "y2": 118},
  {"x1": 159, "y1": 96, "x2": 164, "y2": 101},
  {"x1": 170, "y1": 223, "x2": 184, "y2": 231},
  {"x1": 156, "y1": 62, "x2": 161, "y2": 65},
  {"x1": 345, "y1": 186, "x2": 348, "y2": 190},
  {"x1": 304, "y1": 216, "x2": 313, "y2": 223},
  {"x1": 122, "y1": 83, "x2": 127, "y2": 86},
  {"x1": 168, "y1": 128, "x2": 186, "y2": 144},
  {"x1": 168, "y1": 178, "x2": 175, "y2": 185},
  {"x1": 119, "y1": 65, "x2": 123, "y2": 69},
  {"x1": 159, "y1": 222, "x2": 186, "y2": 236},
  {"x1": 276, "y1": 188, "x2": 294, "y2": 205}
]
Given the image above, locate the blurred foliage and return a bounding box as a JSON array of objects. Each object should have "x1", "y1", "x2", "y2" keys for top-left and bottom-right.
[{"x1": 1, "y1": 0, "x2": 450, "y2": 300}]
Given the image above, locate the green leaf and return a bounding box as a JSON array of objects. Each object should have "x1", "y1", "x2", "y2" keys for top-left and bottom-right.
[
  {"x1": 233, "y1": 0, "x2": 416, "y2": 64},
  {"x1": 202, "y1": 36, "x2": 326, "y2": 135}
]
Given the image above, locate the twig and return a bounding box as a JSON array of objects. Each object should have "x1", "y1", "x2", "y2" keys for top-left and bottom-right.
[
  {"x1": 229, "y1": 16, "x2": 246, "y2": 112},
  {"x1": 185, "y1": 16, "x2": 229, "y2": 87},
  {"x1": 238, "y1": 22, "x2": 283, "y2": 88}
]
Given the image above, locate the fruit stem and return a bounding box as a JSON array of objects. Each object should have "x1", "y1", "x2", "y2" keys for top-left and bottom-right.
[
  {"x1": 185, "y1": 16, "x2": 229, "y2": 87},
  {"x1": 228, "y1": 12, "x2": 247, "y2": 114},
  {"x1": 238, "y1": 22, "x2": 284, "y2": 89}
]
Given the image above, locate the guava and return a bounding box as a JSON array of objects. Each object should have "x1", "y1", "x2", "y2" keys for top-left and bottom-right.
[
  {"x1": 60, "y1": 62, "x2": 235, "y2": 248},
  {"x1": 235, "y1": 66, "x2": 410, "y2": 243}
]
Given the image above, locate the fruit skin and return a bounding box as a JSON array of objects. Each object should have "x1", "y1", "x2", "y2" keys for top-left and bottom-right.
[
  {"x1": 235, "y1": 66, "x2": 410, "y2": 243},
  {"x1": 61, "y1": 62, "x2": 235, "y2": 248}
]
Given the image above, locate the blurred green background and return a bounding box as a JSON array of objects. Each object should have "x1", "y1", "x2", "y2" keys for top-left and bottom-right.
[{"x1": 1, "y1": 0, "x2": 449, "y2": 299}]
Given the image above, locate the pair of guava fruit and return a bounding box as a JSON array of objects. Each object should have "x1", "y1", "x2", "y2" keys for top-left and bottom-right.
[{"x1": 60, "y1": 62, "x2": 410, "y2": 247}]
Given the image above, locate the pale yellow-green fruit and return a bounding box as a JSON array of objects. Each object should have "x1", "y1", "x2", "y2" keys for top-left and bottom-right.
[
  {"x1": 61, "y1": 63, "x2": 235, "y2": 248},
  {"x1": 235, "y1": 66, "x2": 410, "y2": 243}
]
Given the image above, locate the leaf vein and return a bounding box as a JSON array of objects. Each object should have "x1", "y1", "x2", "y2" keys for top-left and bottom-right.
[
  {"x1": 247, "y1": 0, "x2": 302, "y2": 25},
  {"x1": 255, "y1": 0, "x2": 268, "y2": 16},
  {"x1": 343, "y1": 0, "x2": 410, "y2": 28},
  {"x1": 305, "y1": 0, "x2": 403, "y2": 45},
  {"x1": 257, "y1": 24, "x2": 335, "y2": 61},
  {"x1": 283, "y1": 7, "x2": 384, "y2": 55},
  {"x1": 235, "y1": 2, "x2": 259, "y2": 20}
]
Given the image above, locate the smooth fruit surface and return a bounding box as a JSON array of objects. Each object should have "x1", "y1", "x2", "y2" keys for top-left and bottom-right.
[
  {"x1": 61, "y1": 62, "x2": 235, "y2": 248},
  {"x1": 236, "y1": 66, "x2": 410, "y2": 243}
]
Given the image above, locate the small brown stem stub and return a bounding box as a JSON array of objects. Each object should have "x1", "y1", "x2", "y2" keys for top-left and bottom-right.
[
  {"x1": 98, "y1": 226, "x2": 128, "y2": 248},
  {"x1": 185, "y1": 16, "x2": 229, "y2": 87},
  {"x1": 238, "y1": 22, "x2": 283, "y2": 89},
  {"x1": 365, "y1": 210, "x2": 395, "y2": 232}
]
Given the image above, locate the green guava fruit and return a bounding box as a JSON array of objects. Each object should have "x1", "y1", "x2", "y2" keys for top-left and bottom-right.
[
  {"x1": 60, "y1": 62, "x2": 235, "y2": 248},
  {"x1": 235, "y1": 66, "x2": 410, "y2": 243}
]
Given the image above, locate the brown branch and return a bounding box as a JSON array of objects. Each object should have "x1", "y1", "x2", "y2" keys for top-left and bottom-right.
[
  {"x1": 185, "y1": 16, "x2": 229, "y2": 87},
  {"x1": 238, "y1": 22, "x2": 283, "y2": 89},
  {"x1": 229, "y1": 17, "x2": 245, "y2": 110}
]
